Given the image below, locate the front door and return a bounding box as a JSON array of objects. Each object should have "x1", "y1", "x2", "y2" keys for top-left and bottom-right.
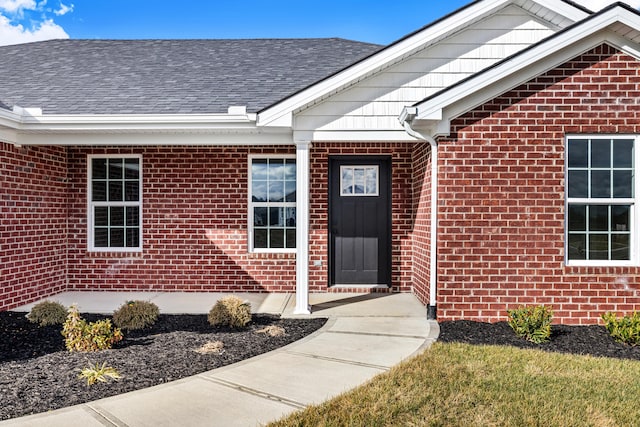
[{"x1": 329, "y1": 156, "x2": 391, "y2": 286}]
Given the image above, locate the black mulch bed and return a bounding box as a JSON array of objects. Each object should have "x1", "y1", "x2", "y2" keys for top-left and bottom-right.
[
  {"x1": 439, "y1": 320, "x2": 640, "y2": 361},
  {"x1": 0, "y1": 312, "x2": 326, "y2": 421}
]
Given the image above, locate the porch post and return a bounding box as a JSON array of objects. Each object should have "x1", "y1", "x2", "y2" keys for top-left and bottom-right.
[{"x1": 294, "y1": 140, "x2": 311, "y2": 314}]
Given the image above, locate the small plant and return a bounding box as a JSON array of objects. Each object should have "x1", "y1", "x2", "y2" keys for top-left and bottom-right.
[
  {"x1": 62, "y1": 305, "x2": 123, "y2": 352},
  {"x1": 208, "y1": 295, "x2": 252, "y2": 329},
  {"x1": 113, "y1": 300, "x2": 160, "y2": 331},
  {"x1": 506, "y1": 305, "x2": 553, "y2": 344},
  {"x1": 194, "y1": 340, "x2": 225, "y2": 355},
  {"x1": 255, "y1": 325, "x2": 286, "y2": 337},
  {"x1": 26, "y1": 301, "x2": 67, "y2": 326},
  {"x1": 79, "y1": 362, "x2": 121, "y2": 386},
  {"x1": 602, "y1": 312, "x2": 640, "y2": 346}
]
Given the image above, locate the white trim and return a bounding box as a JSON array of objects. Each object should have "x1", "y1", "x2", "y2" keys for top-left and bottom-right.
[
  {"x1": 247, "y1": 154, "x2": 297, "y2": 254},
  {"x1": 294, "y1": 130, "x2": 417, "y2": 142},
  {"x1": 564, "y1": 135, "x2": 640, "y2": 267},
  {"x1": 294, "y1": 141, "x2": 311, "y2": 315},
  {"x1": 407, "y1": 6, "x2": 640, "y2": 135},
  {"x1": 87, "y1": 154, "x2": 143, "y2": 253},
  {"x1": 258, "y1": 0, "x2": 587, "y2": 128}
]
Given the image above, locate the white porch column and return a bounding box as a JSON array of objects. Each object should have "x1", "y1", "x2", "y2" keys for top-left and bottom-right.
[{"x1": 294, "y1": 140, "x2": 311, "y2": 314}]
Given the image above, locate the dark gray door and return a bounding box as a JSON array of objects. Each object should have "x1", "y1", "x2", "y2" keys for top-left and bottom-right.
[{"x1": 329, "y1": 156, "x2": 391, "y2": 286}]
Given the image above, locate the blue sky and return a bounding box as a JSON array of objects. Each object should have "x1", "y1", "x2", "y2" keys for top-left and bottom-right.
[{"x1": 0, "y1": 0, "x2": 635, "y2": 46}]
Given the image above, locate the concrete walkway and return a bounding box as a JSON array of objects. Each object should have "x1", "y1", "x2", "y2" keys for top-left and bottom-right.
[{"x1": 4, "y1": 292, "x2": 439, "y2": 427}]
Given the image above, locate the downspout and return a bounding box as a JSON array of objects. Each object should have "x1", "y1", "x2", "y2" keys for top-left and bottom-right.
[{"x1": 402, "y1": 115, "x2": 438, "y2": 320}]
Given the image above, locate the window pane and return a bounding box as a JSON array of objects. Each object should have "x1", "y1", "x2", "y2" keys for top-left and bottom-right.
[
  {"x1": 92, "y1": 182, "x2": 107, "y2": 202},
  {"x1": 110, "y1": 228, "x2": 125, "y2": 247},
  {"x1": 125, "y1": 181, "x2": 139, "y2": 201},
  {"x1": 613, "y1": 170, "x2": 633, "y2": 198},
  {"x1": 94, "y1": 228, "x2": 109, "y2": 247},
  {"x1": 126, "y1": 228, "x2": 139, "y2": 248},
  {"x1": 92, "y1": 158, "x2": 107, "y2": 179},
  {"x1": 109, "y1": 181, "x2": 123, "y2": 201},
  {"x1": 591, "y1": 139, "x2": 611, "y2": 168},
  {"x1": 268, "y1": 181, "x2": 284, "y2": 202},
  {"x1": 285, "y1": 207, "x2": 296, "y2": 227},
  {"x1": 124, "y1": 158, "x2": 139, "y2": 179},
  {"x1": 611, "y1": 205, "x2": 630, "y2": 232},
  {"x1": 252, "y1": 159, "x2": 268, "y2": 180},
  {"x1": 126, "y1": 207, "x2": 139, "y2": 226},
  {"x1": 111, "y1": 207, "x2": 125, "y2": 226},
  {"x1": 254, "y1": 207, "x2": 267, "y2": 226},
  {"x1": 366, "y1": 168, "x2": 378, "y2": 194},
  {"x1": 611, "y1": 234, "x2": 630, "y2": 260},
  {"x1": 269, "y1": 207, "x2": 284, "y2": 227},
  {"x1": 588, "y1": 234, "x2": 609, "y2": 260},
  {"x1": 568, "y1": 139, "x2": 588, "y2": 168},
  {"x1": 568, "y1": 234, "x2": 586, "y2": 260},
  {"x1": 342, "y1": 167, "x2": 353, "y2": 195},
  {"x1": 591, "y1": 170, "x2": 610, "y2": 198},
  {"x1": 284, "y1": 161, "x2": 296, "y2": 180},
  {"x1": 286, "y1": 229, "x2": 296, "y2": 248},
  {"x1": 568, "y1": 170, "x2": 588, "y2": 198},
  {"x1": 614, "y1": 139, "x2": 633, "y2": 168},
  {"x1": 254, "y1": 229, "x2": 267, "y2": 248},
  {"x1": 354, "y1": 168, "x2": 365, "y2": 194},
  {"x1": 269, "y1": 159, "x2": 284, "y2": 180},
  {"x1": 109, "y1": 159, "x2": 123, "y2": 179},
  {"x1": 269, "y1": 229, "x2": 284, "y2": 248},
  {"x1": 568, "y1": 204, "x2": 586, "y2": 231},
  {"x1": 252, "y1": 181, "x2": 268, "y2": 202},
  {"x1": 589, "y1": 205, "x2": 608, "y2": 231},
  {"x1": 285, "y1": 181, "x2": 296, "y2": 202},
  {"x1": 95, "y1": 207, "x2": 109, "y2": 227}
]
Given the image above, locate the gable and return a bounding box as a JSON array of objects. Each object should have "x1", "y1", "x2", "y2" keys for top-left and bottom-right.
[{"x1": 294, "y1": 4, "x2": 564, "y2": 141}]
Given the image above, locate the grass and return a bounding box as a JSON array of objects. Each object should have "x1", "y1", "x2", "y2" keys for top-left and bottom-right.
[{"x1": 269, "y1": 342, "x2": 640, "y2": 426}]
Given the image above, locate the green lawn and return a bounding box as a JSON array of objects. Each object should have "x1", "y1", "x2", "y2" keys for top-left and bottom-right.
[{"x1": 269, "y1": 342, "x2": 640, "y2": 426}]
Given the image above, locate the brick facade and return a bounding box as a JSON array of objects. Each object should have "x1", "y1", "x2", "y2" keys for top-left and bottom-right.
[
  {"x1": 438, "y1": 44, "x2": 640, "y2": 324},
  {"x1": 0, "y1": 144, "x2": 68, "y2": 310}
]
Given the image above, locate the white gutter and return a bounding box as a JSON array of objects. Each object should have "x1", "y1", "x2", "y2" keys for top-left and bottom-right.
[{"x1": 402, "y1": 107, "x2": 438, "y2": 320}]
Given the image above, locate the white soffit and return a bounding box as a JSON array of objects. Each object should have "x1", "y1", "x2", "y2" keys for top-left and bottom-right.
[
  {"x1": 256, "y1": 0, "x2": 589, "y2": 128},
  {"x1": 408, "y1": 5, "x2": 640, "y2": 136}
]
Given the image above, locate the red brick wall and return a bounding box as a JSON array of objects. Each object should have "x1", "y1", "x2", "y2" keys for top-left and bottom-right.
[
  {"x1": 438, "y1": 44, "x2": 640, "y2": 324},
  {"x1": 0, "y1": 143, "x2": 68, "y2": 310},
  {"x1": 65, "y1": 143, "x2": 415, "y2": 294},
  {"x1": 411, "y1": 142, "x2": 432, "y2": 305},
  {"x1": 67, "y1": 146, "x2": 297, "y2": 293}
]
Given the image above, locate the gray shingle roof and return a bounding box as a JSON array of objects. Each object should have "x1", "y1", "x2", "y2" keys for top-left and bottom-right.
[{"x1": 0, "y1": 38, "x2": 381, "y2": 115}]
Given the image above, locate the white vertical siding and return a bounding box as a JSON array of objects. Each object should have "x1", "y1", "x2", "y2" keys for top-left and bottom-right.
[{"x1": 296, "y1": 5, "x2": 559, "y2": 133}]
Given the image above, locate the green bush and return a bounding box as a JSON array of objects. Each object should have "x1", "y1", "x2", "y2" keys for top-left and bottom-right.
[
  {"x1": 208, "y1": 295, "x2": 252, "y2": 329},
  {"x1": 112, "y1": 300, "x2": 159, "y2": 331},
  {"x1": 27, "y1": 300, "x2": 67, "y2": 326},
  {"x1": 602, "y1": 312, "x2": 640, "y2": 346},
  {"x1": 506, "y1": 305, "x2": 553, "y2": 344},
  {"x1": 62, "y1": 305, "x2": 123, "y2": 352}
]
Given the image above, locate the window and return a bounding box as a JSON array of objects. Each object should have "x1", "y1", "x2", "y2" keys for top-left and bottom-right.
[
  {"x1": 88, "y1": 155, "x2": 142, "y2": 252},
  {"x1": 566, "y1": 137, "x2": 637, "y2": 265},
  {"x1": 340, "y1": 165, "x2": 379, "y2": 196},
  {"x1": 249, "y1": 157, "x2": 296, "y2": 252}
]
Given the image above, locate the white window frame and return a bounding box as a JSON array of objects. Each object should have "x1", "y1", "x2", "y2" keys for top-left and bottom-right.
[
  {"x1": 87, "y1": 154, "x2": 143, "y2": 253},
  {"x1": 248, "y1": 154, "x2": 296, "y2": 254},
  {"x1": 565, "y1": 135, "x2": 639, "y2": 266},
  {"x1": 340, "y1": 165, "x2": 380, "y2": 197}
]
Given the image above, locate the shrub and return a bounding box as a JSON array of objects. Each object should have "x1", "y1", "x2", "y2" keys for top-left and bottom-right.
[
  {"x1": 112, "y1": 300, "x2": 159, "y2": 331},
  {"x1": 79, "y1": 362, "x2": 121, "y2": 386},
  {"x1": 506, "y1": 305, "x2": 553, "y2": 344},
  {"x1": 602, "y1": 312, "x2": 640, "y2": 346},
  {"x1": 194, "y1": 340, "x2": 225, "y2": 355},
  {"x1": 255, "y1": 325, "x2": 286, "y2": 337},
  {"x1": 208, "y1": 296, "x2": 251, "y2": 329},
  {"x1": 27, "y1": 301, "x2": 67, "y2": 327},
  {"x1": 62, "y1": 305, "x2": 123, "y2": 352}
]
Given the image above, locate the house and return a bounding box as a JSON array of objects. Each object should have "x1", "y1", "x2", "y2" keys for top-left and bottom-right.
[{"x1": 3, "y1": 0, "x2": 640, "y2": 324}]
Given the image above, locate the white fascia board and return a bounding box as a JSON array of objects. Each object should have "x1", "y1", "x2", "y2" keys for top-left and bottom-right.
[
  {"x1": 414, "y1": 7, "x2": 640, "y2": 132},
  {"x1": 259, "y1": 0, "x2": 523, "y2": 128},
  {"x1": 296, "y1": 130, "x2": 419, "y2": 142}
]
